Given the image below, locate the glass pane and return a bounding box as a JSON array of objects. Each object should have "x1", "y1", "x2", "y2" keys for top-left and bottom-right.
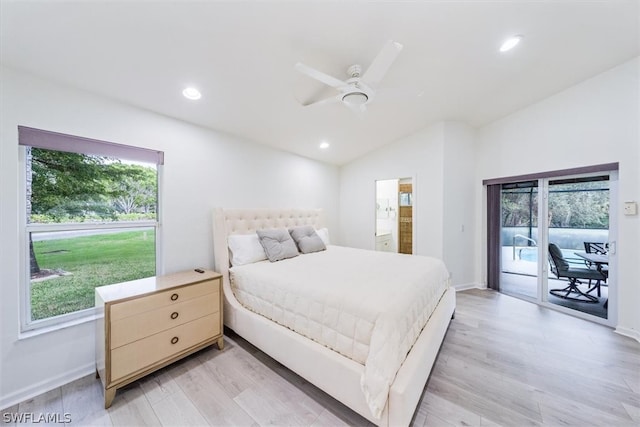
[
  {"x1": 29, "y1": 227, "x2": 155, "y2": 321},
  {"x1": 28, "y1": 147, "x2": 157, "y2": 224},
  {"x1": 500, "y1": 181, "x2": 539, "y2": 300},
  {"x1": 547, "y1": 178, "x2": 609, "y2": 319},
  {"x1": 25, "y1": 146, "x2": 159, "y2": 323}
]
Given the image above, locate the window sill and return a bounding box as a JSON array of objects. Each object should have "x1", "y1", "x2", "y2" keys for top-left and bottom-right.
[{"x1": 18, "y1": 312, "x2": 101, "y2": 341}]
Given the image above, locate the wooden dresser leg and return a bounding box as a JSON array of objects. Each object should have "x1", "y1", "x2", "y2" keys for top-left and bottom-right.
[
  {"x1": 217, "y1": 337, "x2": 224, "y2": 350},
  {"x1": 104, "y1": 387, "x2": 116, "y2": 409}
]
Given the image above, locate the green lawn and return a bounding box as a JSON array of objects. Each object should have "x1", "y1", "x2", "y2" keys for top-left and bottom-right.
[{"x1": 31, "y1": 229, "x2": 155, "y2": 320}]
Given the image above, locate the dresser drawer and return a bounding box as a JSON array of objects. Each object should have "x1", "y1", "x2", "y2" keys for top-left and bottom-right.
[
  {"x1": 110, "y1": 280, "x2": 214, "y2": 321},
  {"x1": 96, "y1": 270, "x2": 223, "y2": 408},
  {"x1": 110, "y1": 313, "x2": 220, "y2": 382},
  {"x1": 110, "y1": 291, "x2": 219, "y2": 349}
]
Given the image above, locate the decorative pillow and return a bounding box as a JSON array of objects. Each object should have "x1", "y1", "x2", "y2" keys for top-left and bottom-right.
[
  {"x1": 228, "y1": 233, "x2": 267, "y2": 266},
  {"x1": 315, "y1": 227, "x2": 330, "y2": 246},
  {"x1": 289, "y1": 225, "x2": 326, "y2": 254},
  {"x1": 256, "y1": 228, "x2": 299, "y2": 262}
]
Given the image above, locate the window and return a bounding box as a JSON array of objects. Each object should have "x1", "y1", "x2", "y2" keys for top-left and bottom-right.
[{"x1": 19, "y1": 126, "x2": 164, "y2": 330}]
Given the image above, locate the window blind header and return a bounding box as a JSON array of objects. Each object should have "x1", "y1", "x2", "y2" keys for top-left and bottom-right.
[
  {"x1": 482, "y1": 162, "x2": 618, "y2": 186},
  {"x1": 18, "y1": 126, "x2": 164, "y2": 165}
]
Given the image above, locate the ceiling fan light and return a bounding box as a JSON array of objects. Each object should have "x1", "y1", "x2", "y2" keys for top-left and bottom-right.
[{"x1": 342, "y1": 92, "x2": 368, "y2": 106}]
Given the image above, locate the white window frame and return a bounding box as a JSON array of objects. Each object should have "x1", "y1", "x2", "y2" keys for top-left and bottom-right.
[{"x1": 18, "y1": 127, "x2": 163, "y2": 333}]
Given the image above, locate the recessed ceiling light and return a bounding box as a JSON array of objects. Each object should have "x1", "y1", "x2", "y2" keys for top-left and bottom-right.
[
  {"x1": 499, "y1": 35, "x2": 523, "y2": 53},
  {"x1": 182, "y1": 87, "x2": 202, "y2": 100},
  {"x1": 319, "y1": 141, "x2": 330, "y2": 149}
]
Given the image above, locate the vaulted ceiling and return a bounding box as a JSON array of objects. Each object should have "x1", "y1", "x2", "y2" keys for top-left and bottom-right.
[{"x1": 2, "y1": 1, "x2": 638, "y2": 165}]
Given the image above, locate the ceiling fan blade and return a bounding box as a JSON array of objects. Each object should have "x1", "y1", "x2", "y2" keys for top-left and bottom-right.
[
  {"x1": 295, "y1": 62, "x2": 346, "y2": 90},
  {"x1": 361, "y1": 40, "x2": 403, "y2": 87},
  {"x1": 302, "y1": 94, "x2": 340, "y2": 107}
]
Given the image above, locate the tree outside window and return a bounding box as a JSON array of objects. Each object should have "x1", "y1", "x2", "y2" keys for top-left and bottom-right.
[{"x1": 25, "y1": 146, "x2": 159, "y2": 324}]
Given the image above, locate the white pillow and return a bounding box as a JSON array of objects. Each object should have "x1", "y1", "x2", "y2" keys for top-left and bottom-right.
[
  {"x1": 228, "y1": 233, "x2": 267, "y2": 266},
  {"x1": 315, "y1": 228, "x2": 330, "y2": 246}
]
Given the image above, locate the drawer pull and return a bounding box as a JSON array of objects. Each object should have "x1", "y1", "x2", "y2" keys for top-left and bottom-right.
[
  {"x1": 170, "y1": 293, "x2": 179, "y2": 301},
  {"x1": 171, "y1": 336, "x2": 179, "y2": 345},
  {"x1": 170, "y1": 312, "x2": 179, "y2": 320}
]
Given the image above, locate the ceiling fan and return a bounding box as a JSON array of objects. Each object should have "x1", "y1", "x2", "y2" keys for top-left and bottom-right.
[{"x1": 295, "y1": 40, "x2": 403, "y2": 114}]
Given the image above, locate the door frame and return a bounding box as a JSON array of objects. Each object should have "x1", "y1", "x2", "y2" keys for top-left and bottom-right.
[
  {"x1": 484, "y1": 163, "x2": 618, "y2": 327},
  {"x1": 536, "y1": 171, "x2": 618, "y2": 327}
]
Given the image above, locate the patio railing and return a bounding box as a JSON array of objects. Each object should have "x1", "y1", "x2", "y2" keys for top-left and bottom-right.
[{"x1": 512, "y1": 234, "x2": 537, "y2": 260}]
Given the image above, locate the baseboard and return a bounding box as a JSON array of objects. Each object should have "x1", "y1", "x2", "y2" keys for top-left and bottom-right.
[
  {"x1": 0, "y1": 362, "x2": 95, "y2": 411},
  {"x1": 452, "y1": 282, "x2": 485, "y2": 291},
  {"x1": 614, "y1": 326, "x2": 640, "y2": 343}
]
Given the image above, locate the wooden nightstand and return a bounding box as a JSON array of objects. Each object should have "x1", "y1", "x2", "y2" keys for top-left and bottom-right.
[{"x1": 95, "y1": 269, "x2": 223, "y2": 408}]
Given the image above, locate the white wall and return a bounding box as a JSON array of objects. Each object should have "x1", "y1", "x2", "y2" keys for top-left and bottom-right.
[
  {"x1": 0, "y1": 66, "x2": 340, "y2": 408},
  {"x1": 339, "y1": 123, "x2": 445, "y2": 258},
  {"x1": 474, "y1": 58, "x2": 640, "y2": 338},
  {"x1": 442, "y1": 122, "x2": 477, "y2": 286},
  {"x1": 338, "y1": 121, "x2": 478, "y2": 287}
]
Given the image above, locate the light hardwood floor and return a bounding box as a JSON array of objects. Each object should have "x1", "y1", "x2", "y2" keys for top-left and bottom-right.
[{"x1": 3, "y1": 289, "x2": 639, "y2": 426}]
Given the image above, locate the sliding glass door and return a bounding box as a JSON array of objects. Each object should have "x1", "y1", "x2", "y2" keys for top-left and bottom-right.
[
  {"x1": 490, "y1": 168, "x2": 617, "y2": 326},
  {"x1": 500, "y1": 181, "x2": 539, "y2": 301},
  {"x1": 546, "y1": 176, "x2": 612, "y2": 320}
]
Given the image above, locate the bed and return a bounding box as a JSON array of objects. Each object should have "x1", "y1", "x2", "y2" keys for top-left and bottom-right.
[{"x1": 212, "y1": 208, "x2": 455, "y2": 426}]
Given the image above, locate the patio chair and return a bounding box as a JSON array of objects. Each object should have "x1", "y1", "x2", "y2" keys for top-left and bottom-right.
[
  {"x1": 584, "y1": 242, "x2": 608, "y2": 255},
  {"x1": 583, "y1": 241, "x2": 609, "y2": 280},
  {"x1": 548, "y1": 243, "x2": 605, "y2": 303}
]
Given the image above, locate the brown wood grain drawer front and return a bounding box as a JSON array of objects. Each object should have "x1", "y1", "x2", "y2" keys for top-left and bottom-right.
[
  {"x1": 110, "y1": 291, "x2": 219, "y2": 349},
  {"x1": 96, "y1": 270, "x2": 223, "y2": 409},
  {"x1": 110, "y1": 313, "x2": 220, "y2": 382},
  {"x1": 110, "y1": 280, "x2": 214, "y2": 321}
]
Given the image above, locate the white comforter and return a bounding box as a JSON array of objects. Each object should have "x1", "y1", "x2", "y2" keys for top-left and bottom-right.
[{"x1": 229, "y1": 245, "x2": 450, "y2": 419}]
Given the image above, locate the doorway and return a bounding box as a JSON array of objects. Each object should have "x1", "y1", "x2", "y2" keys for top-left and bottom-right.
[
  {"x1": 489, "y1": 166, "x2": 617, "y2": 326},
  {"x1": 545, "y1": 176, "x2": 611, "y2": 319},
  {"x1": 375, "y1": 178, "x2": 413, "y2": 253}
]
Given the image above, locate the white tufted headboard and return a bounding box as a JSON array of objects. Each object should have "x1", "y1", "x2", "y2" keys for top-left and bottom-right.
[{"x1": 212, "y1": 208, "x2": 325, "y2": 325}]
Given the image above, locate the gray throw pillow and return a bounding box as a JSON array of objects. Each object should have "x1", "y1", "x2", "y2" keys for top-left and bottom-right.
[
  {"x1": 256, "y1": 228, "x2": 299, "y2": 262},
  {"x1": 289, "y1": 225, "x2": 326, "y2": 254}
]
